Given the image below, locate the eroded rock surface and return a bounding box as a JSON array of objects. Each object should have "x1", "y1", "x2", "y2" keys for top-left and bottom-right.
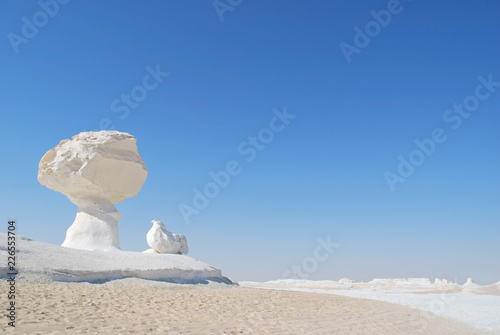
[
  {"x1": 146, "y1": 220, "x2": 188, "y2": 254},
  {"x1": 38, "y1": 131, "x2": 148, "y2": 250}
]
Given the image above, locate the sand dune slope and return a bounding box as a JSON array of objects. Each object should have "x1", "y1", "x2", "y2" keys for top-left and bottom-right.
[{"x1": 0, "y1": 279, "x2": 487, "y2": 335}]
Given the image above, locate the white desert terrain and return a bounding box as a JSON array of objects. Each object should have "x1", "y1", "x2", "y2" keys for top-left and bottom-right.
[
  {"x1": 1, "y1": 233, "x2": 498, "y2": 335},
  {"x1": 2, "y1": 130, "x2": 496, "y2": 334}
]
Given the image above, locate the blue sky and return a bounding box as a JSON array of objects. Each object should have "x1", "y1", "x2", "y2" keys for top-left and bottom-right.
[{"x1": 1, "y1": 0, "x2": 499, "y2": 284}]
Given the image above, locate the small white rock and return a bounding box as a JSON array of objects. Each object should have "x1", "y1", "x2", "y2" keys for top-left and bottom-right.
[{"x1": 146, "y1": 220, "x2": 189, "y2": 254}]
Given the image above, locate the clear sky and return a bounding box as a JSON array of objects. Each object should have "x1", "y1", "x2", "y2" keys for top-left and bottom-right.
[{"x1": 1, "y1": 0, "x2": 499, "y2": 284}]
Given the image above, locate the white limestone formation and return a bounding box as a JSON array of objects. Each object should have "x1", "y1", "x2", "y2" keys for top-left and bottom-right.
[
  {"x1": 146, "y1": 220, "x2": 188, "y2": 254},
  {"x1": 38, "y1": 131, "x2": 148, "y2": 251}
]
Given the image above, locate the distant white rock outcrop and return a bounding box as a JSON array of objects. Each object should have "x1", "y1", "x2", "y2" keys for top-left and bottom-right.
[
  {"x1": 239, "y1": 278, "x2": 500, "y2": 332},
  {"x1": 146, "y1": 220, "x2": 189, "y2": 254},
  {"x1": 38, "y1": 131, "x2": 148, "y2": 251},
  {"x1": 463, "y1": 277, "x2": 480, "y2": 292}
]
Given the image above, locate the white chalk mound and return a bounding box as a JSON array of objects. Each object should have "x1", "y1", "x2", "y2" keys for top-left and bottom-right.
[
  {"x1": 0, "y1": 233, "x2": 234, "y2": 284},
  {"x1": 38, "y1": 131, "x2": 148, "y2": 251},
  {"x1": 146, "y1": 220, "x2": 189, "y2": 254}
]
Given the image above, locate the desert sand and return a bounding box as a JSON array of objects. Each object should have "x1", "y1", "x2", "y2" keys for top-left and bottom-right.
[{"x1": 0, "y1": 279, "x2": 488, "y2": 335}]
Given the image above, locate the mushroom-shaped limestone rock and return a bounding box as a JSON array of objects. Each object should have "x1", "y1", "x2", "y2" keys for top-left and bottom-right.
[
  {"x1": 38, "y1": 131, "x2": 148, "y2": 251},
  {"x1": 146, "y1": 220, "x2": 189, "y2": 254}
]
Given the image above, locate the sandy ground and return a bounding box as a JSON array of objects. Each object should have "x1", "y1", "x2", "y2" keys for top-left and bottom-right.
[{"x1": 0, "y1": 279, "x2": 488, "y2": 335}]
